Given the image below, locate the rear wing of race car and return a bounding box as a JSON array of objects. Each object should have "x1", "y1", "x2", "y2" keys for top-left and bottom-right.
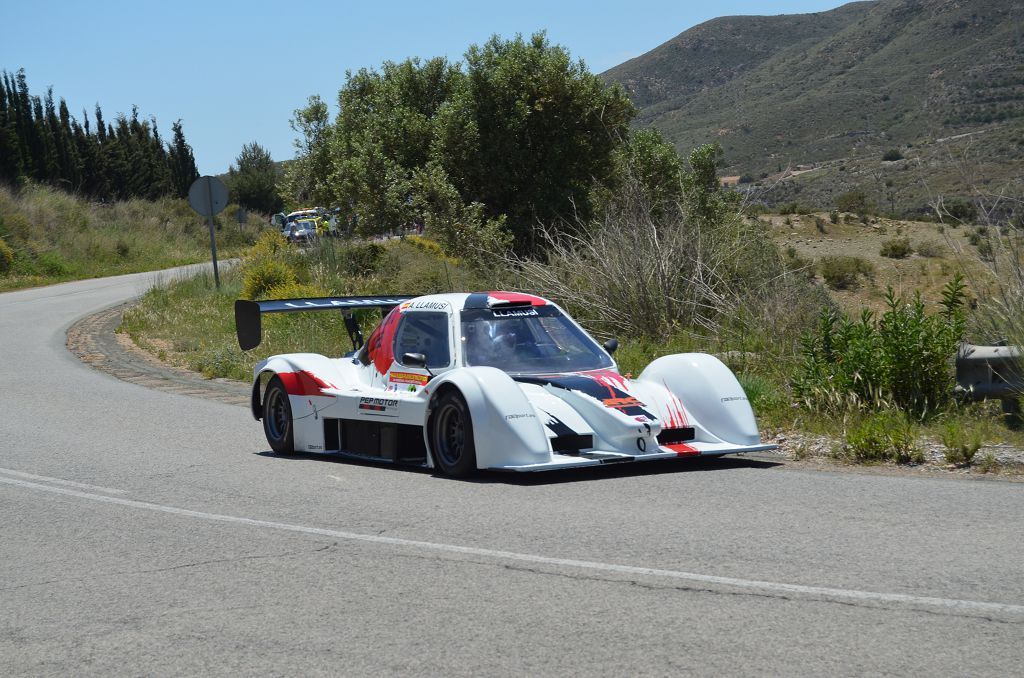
[{"x1": 234, "y1": 296, "x2": 415, "y2": 351}]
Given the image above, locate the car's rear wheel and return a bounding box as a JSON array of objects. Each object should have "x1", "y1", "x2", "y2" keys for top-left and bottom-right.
[
  {"x1": 430, "y1": 391, "x2": 476, "y2": 477},
  {"x1": 263, "y1": 376, "x2": 295, "y2": 454}
]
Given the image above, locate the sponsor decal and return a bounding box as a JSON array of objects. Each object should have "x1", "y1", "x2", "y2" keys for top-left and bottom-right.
[
  {"x1": 389, "y1": 371, "x2": 429, "y2": 386},
  {"x1": 358, "y1": 396, "x2": 400, "y2": 417},
  {"x1": 505, "y1": 413, "x2": 536, "y2": 421},
  {"x1": 557, "y1": 372, "x2": 655, "y2": 419},
  {"x1": 603, "y1": 396, "x2": 646, "y2": 410},
  {"x1": 283, "y1": 298, "x2": 408, "y2": 309},
  {"x1": 409, "y1": 300, "x2": 450, "y2": 311},
  {"x1": 721, "y1": 396, "x2": 748, "y2": 403},
  {"x1": 492, "y1": 307, "x2": 539, "y2": 318}
]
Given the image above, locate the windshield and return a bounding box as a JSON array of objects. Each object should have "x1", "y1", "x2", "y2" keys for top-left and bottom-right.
[{"x1": 461, "y1": 306, "x2": 613, "y2": 374}]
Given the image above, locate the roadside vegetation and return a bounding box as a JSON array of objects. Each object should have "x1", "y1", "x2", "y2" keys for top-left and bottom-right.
[
  {"x1": 0, "y1": 182, "x2": 262, "y2": 291},
  {"x1": 19, "y1": 30, "x2": 1015, "y2": 476}
]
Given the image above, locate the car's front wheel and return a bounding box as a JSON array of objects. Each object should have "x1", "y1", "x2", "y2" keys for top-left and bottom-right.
[
  {"x1": 430, "y1": 390, "x2": 477, "y2": 477},
  {"x1": 263, "y1": 376, "x2": 295, "y2": 454}
]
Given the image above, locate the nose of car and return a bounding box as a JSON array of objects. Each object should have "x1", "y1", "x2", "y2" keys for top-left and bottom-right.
[{"x1": 547, "y1": 388, "x2": 662, "y2": 454}]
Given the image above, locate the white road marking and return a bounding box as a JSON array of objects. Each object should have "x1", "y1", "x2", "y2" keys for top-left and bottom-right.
[
  {"x1": 2, "y1": 472, "x2": 1022, "y2": 622},
  {"x1": 0, "y1": 468, "x2": 127, "y2": 494}
]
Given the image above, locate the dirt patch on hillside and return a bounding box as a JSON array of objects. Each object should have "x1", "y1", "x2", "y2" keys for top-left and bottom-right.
[{"x1": 763, "y1": 212, "x2": 988, "y2": 315}]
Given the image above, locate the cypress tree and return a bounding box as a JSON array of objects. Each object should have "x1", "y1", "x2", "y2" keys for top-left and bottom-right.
[
  {"x1": 0, "y1": 80, "x2": 24, "y2": 182},
  {"x1": 95, "y1": 104, "x2": 106, "y2": 144},
  {"x1": 58, "y1": 99, "x2": 81, "y2": 190},
  {"x1": 168, "y1": 119, "x2": 199, "y2": 198},
  {"x1": 14, "y1": 71, "x2": 36, "y2": 177}
]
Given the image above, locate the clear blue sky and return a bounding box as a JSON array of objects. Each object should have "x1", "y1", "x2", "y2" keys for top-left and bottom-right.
[{"x1": 3, "y1": 0, "x2": 853, "y2": 174}]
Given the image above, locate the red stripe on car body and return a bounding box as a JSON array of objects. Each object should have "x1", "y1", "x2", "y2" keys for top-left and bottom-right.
[
  {"x1": 366, "y1": 306, "x2": 403, "y2": 375},
  {"x1": 277, "y1": 371, "x2": 335, "y2": 396},
  {"x1": 666, "y1": 443, "x2": 698, "y2": 457},
  {"x1": 488, "y1": 291, "x2": 547, "y2": 306}
]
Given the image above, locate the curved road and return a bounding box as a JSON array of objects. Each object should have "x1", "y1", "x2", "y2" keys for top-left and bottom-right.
[{"x1": 2, "y1": 269, "x2": 1022, "y2": 675}]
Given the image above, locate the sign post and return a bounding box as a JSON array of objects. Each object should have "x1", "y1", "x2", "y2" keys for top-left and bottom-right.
[{"x1": 187, "y1": 176, "x2": 229, "y2": 288}]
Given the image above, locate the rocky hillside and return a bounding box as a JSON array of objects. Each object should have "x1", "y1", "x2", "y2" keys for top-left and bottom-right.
[{"x1": 604, "y1": 0, "x2": 1024, "y2": 212}]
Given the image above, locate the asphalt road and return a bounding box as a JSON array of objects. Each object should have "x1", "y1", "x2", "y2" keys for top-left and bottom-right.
[{"x1": 2, "y1": 269, "x2": 1023, "y2": 676}]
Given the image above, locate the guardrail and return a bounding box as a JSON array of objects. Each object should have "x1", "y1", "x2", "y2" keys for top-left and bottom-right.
[{"x1": 956, "y1": 343, "x2": 1022, "y2": 427}]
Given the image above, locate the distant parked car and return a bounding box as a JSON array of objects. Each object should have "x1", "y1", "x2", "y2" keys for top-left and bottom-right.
[{"x1": 283, "y1": 218, "x2": 318, "y2": 243}]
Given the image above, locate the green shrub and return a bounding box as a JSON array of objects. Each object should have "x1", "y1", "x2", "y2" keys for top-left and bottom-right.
[
  {"x1": 737, "y1": 372, "x2": 788, "y2": 420},
  {"x1": 248, "y1": 230, "x2": 289, "y2": 260},
  {"x1": 37, "y1": 252, "x2": 70, "y2": 276},
  {"x1": 778, "y1": 202, "x2": 812, "y2": 216},
  {"x1": 976, "y1": 238, "x2": 994, "y2": 261},
  {"x1": 880, "y1": 236, "x2": 912, "y2": 258},
  {"x1": 794, "y1": 275, "x2": 966, "y2": 419},
  {"x1": 241, "y1": 259, "x2": 297, "y2": 300},
  {"x1": 0, "y1": 238, "x2": 13, "y2": 274},
  {"x1": 940, "y1": 420, "x2": 982, "y2": 466},
  {"x1": 882, "y1": 148, "x2": 904, "y2": 161},
  {"x1": 843, "y1": 411, "x2": 922, "y2": 464},
  {"x1": 783, "y1": 246, "x2": 815, "y2": 278},
  {"x1": 915, "y1": 240, "x2": 944, "y2": 258},
  {"x1": 943, "y1": 199, "x2": 977, "y2": 224},
  {"x1": 829, "y1": 209, "x2": 839, "y2": 224},
  {"x1": 818, "y1": 255, "x2": 874, "y2": 289},
  {"x1": 334, "y1": 241, "x2": 387, "y2": 277},
  {"x1": 836, "y1": 190, "x2": 871, "y2": 214},
  {"x1": 977, "y1": 452, "x2": 999, "y2": 473}
]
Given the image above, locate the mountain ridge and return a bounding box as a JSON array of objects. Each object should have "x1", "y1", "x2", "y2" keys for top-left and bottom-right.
[{"x1": 603, "y1": 0, "x2": 1024, "y2": 210}]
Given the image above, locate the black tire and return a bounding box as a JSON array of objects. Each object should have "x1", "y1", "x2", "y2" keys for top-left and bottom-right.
[
  {"x1": 263, "y1": 376, "x2": 295, "y2": 454},
  {"x1": 430, "y1": 390, "x2": 477, "y2": 477}
]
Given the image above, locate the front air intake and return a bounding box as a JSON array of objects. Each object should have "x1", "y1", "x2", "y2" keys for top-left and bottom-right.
[{"x1": 657, "y1": 427, "x2": 695, "y2": 444}]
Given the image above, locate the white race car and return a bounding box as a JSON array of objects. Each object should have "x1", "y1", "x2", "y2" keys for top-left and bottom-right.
[{"x1": 235, "y1": 292, "x2": 777, "y2": 476}]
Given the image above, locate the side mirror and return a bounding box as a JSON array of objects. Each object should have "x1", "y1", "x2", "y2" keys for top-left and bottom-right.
[
  {"x1": 603, "y1": 339, "x2": 619, "y2": 355},
  {"x1": 402, "y1": 352, "x2": 427, "y2": 368}
]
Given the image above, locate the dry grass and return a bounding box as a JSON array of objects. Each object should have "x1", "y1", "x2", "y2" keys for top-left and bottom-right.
[{"x1": 0, "y1": 182, "x2": 264, "y2": 291}]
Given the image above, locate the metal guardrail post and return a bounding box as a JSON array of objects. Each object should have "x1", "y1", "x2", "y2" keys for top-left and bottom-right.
[{"x1": 955, "y1": 343, "x2": 1023, "y2": 428}]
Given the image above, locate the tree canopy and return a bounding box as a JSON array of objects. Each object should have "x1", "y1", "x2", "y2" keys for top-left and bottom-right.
[
  {"x1": 281, "y1": 32, "x2": 665, "y2": 256},
  {"x1": 228, "y1": 142, "x2": 282, "y2": 214}
]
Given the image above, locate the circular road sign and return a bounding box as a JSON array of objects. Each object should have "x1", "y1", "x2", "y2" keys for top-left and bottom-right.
[{"x1": 188, "y1": 176, "x2": 229, "y2": 217}]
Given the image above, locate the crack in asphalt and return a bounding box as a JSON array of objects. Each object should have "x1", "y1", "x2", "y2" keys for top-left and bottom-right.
[
  {"x1": 0, "y1": 542, "x2": 339, "y2": 593},
  {"x1": 384, "y1": 549, "x2": 1020, "y2": 625}
]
